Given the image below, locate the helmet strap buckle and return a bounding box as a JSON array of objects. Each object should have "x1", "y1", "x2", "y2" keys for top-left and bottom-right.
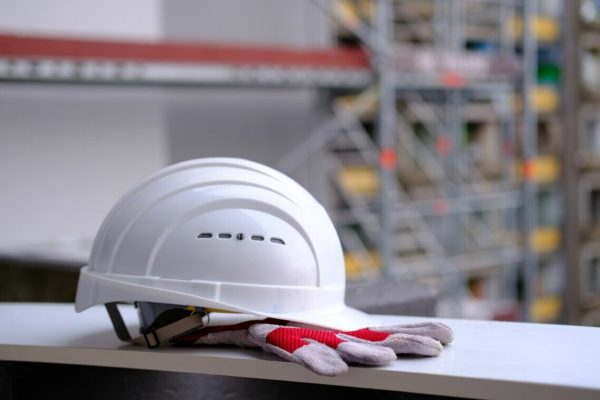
[{"x1": 142, "y1": 330, "x2": 160, "y2": 349}]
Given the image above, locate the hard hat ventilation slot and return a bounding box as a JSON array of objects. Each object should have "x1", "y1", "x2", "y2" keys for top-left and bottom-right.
[{"x1": 196, "y1": 232, "x2": 284, "y2": 245}]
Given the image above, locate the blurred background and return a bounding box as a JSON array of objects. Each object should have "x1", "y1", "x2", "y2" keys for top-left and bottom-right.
[{"x1": 0, "y1": 0, "x2": 597, "y2": 326}]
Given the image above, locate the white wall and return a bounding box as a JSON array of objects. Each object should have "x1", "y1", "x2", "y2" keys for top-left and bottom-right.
[
  {"x1": 162, "y1": 0, "x2": 331, "y2": 47},
  {"x1": 0, "y1": 0, "x2": 167, "y2": 257},
  {"x1": 0, "y1": 85, "x2": 166, "y2": 254},
  {"x1": 0, "y1": 0, "x2": 162, "y2": 39}
]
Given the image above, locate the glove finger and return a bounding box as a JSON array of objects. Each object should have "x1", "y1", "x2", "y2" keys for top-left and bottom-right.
[
  {"x1": 335, "y1": 340, "x2": 397, "y2": 366},
  {"x1": 338, "y1": 332, "x2": 443, "y2": 356},
  {"x1": 296, "y1": 340, "x2": 349, "y2": 376},
  {"x1": 370, "y1": 322, "x2": 454, "y2": 344},
  {"x1": 249, "y1": 324, "x2": 348, "y2": 376}
]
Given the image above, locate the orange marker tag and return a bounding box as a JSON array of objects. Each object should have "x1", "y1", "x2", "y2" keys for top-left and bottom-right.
[
  {"x1": 379, "y1": 148, "x2": 397, "y2": 169},
  {"x1": 436, "y1": 136, "x2": 452, "y2": 155},
  {"x1": 440, "y1": 71, "x2": 465, "y2": 88},
  {"x1": 523, "y1": 159, "x2": 535, "y2": 181}
]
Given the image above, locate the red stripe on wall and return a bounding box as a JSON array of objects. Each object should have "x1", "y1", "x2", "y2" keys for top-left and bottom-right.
[{"x1": 0, "y1": 33, "x2": 369, "y2": 69}]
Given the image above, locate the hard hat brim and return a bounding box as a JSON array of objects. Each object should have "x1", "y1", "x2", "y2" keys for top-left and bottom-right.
[{"x1": 75, "y1": 266, "x2": 380, "y2": 331}]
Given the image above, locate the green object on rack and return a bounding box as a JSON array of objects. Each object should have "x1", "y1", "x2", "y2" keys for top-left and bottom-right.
[{"x1": 537, "y1": 63, "x2": 561, "y2": 85}]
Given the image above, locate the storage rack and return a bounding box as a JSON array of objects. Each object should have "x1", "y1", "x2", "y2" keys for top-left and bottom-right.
[
  {"x1": 0, "y1": 1, "x2": 565, "y2": 321},
  {"x1": 279, "y1": 0, "x2": 565, "y2": 321},
  {"x1": 523, "y1": 0, "x2": 564, "y2": 323},
  {"x1": 564, "y1": 0, "x2": 600, "y2": 326}
]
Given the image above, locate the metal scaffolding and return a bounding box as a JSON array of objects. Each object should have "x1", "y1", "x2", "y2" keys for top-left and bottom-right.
[{"x1": 278, "y1": 0, "x2": 551, "y2": 320}]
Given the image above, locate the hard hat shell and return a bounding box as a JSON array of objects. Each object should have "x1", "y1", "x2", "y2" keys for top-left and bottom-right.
[{"x1": 75, "y1": 158, "x2": 377, "y2": 330}]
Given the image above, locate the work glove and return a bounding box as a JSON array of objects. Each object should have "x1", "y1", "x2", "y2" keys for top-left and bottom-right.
[{"x1": 175, "y1": 319, "x2": 453, "y2": 376}]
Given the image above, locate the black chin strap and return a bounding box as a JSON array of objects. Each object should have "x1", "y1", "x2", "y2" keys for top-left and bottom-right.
[{"x1": 105, "y1": 302, "x2": 134, "y2": 341}]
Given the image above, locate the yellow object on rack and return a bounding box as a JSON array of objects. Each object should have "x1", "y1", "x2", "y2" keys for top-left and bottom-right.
[
  {"x1": 338, "y1": 166, "x2": 380, "y2": 196},
  {"x1": 531, "y1": 295, "x2": 562, "y2": 322},
  {"x1": 513, "y1": 86, "x2": 560, "y2": 114},
  {"x1": 532, "y1": 86, "x2": 560, "y2": 113},
  {"x1": 345, "y1": 250, "x2": 381, "y2": 280},
  {"x1": 335, "y1": 0, "x2": 373, "y2": 29},
  {"x1": 530, "y1": 227, "x2": 561, "y2": 254},
  {"x1": 509, "y1": 15, "x2": 560, "y2": 42},
  {"x1": 335, "y1": 86, "x2": 378, "y2": 120},
  {"x1": 515, "y1": 156, "x2": 560, "y2": 184}
]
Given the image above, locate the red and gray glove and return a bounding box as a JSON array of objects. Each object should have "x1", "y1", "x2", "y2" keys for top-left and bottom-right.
[{"x1": 175, "y1": 320, "x2": 453, "y2": 376}]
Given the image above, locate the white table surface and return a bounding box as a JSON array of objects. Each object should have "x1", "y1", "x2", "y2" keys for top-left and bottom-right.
[{"x1": 0, "y1": 303, "x2": 598, "y2": 400}]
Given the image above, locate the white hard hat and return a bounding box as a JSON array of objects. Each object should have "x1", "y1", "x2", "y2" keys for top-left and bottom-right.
[{"x1": 75, "y1": 157, "x2": 377, "y2": 331}]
